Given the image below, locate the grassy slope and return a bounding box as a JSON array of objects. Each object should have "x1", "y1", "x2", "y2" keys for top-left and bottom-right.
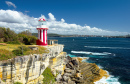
[
  {"x1": 0, "y1": 44, "x2": 27, "y2": 51},
  {"x1": 0, "y1": 44, "x2": 49, "y2": 61},
  {"x1": 42, "y1": 67, "x2": 56, "y2": 84}
]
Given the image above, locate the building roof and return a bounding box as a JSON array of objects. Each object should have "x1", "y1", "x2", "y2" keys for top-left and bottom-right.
[{"x1": 39, "y1": 18, "x2": 46, "y2": 21}]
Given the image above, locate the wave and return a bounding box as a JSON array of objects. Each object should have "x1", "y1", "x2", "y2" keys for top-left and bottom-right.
[
  {"x1": 95, "y1": 65, "x2": 121, "y2": 84},
  {"x1": 67, "y1": 54, "x2": 77, "y2": 57},
  {"x1": 71, "y1": 51, "x2": 112, "y2": 56},
  {"x1": 67, "y1": 54, "x2": 89, "y2": 62},
  {"x1": 85, "y1": 46, "x2": 130, "y2": 49},
  {"x1": 94, "y1": 70, "x2": 121, "y2": 84},
  {"x1": 94, "y1": 76, "x2": 121, "y2": 84}
]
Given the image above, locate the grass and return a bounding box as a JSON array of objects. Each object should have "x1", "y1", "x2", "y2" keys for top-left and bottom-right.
[
  {"x1": 42, "y1": 67, "x2": 56, "y2": 84},
  {"x1": 0, "y1": 44, "x2": 24, "y2": 51},
  {"x1": 12, "y1": 46, "x2": 49, "y2": 56},
  {"x1": 14, "y1": 82, "x2": 22, "y2": 84},
  {"x1": 0, "y1": 44, "x2": 49, "y2": 61},
  {"x1": 0, "y1": 49, "x2": 15, "y2": 61}
]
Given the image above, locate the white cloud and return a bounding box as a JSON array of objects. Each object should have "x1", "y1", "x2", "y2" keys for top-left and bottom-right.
[
  {"x1": 61, "y1": 18, "x2": 65, "y2": 23},
  {"x1": 48, "y1": 13, "x2": 56, "y2": 21},
  {"x1": 5, "y1": 1, "x2": 16, "y2": 8},
  {"x1": 0, "y1": 9, "x2": 129, "y2": 36}
]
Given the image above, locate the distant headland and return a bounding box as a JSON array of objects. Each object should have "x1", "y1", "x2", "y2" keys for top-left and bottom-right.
[{"x1": 32, "y1": 33, "x2": 130, "y2": 38}]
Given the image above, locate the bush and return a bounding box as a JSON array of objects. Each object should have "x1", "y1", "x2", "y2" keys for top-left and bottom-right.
[
  {"x1": 7, "y1": 41, "x2": 21, "y2": 44},
  {"x1": 42, "y1": 67, "x2": 56, "y2": 84},
  {"x1": 12, "y1": 46, "x2": 49, "y2": 56},
  {"x1": 0, "y1": 27, "x2": 37, "y2": 45},
  {"x1": 0, "y1": 49, "x2": 15, "y2": 61},
  {"x1": 12, "y1": 46, "x2": 30, "y2": 56},
  {"x1": 18, "y1": 34, "x2": 37, "y2": 45},
  {"x1": 0, "y1": 27, "x2": 18, "y2": 42},
  {"x1": 19, "y1": 30, "x2": 32, "y2": 36}
]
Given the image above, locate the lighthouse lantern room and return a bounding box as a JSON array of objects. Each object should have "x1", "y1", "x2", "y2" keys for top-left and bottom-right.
[{"x1": 36, "y1": 18, "x2": 48, "y2": 46}]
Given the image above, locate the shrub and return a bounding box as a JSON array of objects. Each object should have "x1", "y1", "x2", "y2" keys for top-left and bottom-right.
[
  {"x1": 19, "y1": 30, "x2": 32, "y2": 36},
  {"x1": 7, "y1": 41, "x2": 21, "y2": 44},
  {"x1": 12, "y1": 46, "x2": 49, "y2": 56},
  {"x1": 0, "y1": 27, "x2": 18, "y2": 42},
  {"x1": 18, "y1": 34, "x2": 37, "y2": 45},
  {"x1": 0, "y1": 49, "x2": 15, "y2": 61},
  {"x1": 42, "y1": 67, "x2": 56, "y2": 84},
  {"x1": 12, "y1": 46, "x2": 30, "y2": 56}
]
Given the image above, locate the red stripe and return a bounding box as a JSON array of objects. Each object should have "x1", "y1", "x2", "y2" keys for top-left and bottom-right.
[
  {"x1": 43, "y1": 29, "x2": 45, "y2": 42},
  {"x1": 40, "y1": 30, "x2": 41, "y2": 40}
]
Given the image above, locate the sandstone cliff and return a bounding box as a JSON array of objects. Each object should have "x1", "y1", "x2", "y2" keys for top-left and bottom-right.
[
  {"x1": 55, "y1": 56, "x2": 109, "y2": 84},
  {"x1": 0, "y1": 45, "x2": 65, "y2": 84},
  {"x1": 0, "y1": 44, "x2": 109, "y2": 84}
]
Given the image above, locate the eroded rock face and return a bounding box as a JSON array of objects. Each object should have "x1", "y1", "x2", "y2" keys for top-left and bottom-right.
[
  {"x1": 0, "y1": 45, "x2": 65, "y2": 84},
  {"x1": 56, "y1": 56, "x2": 84, "y2": 84},
  {"x1": 56, "y1": 56, "x2": 109, "y2": 84},
  {"x1": 79, "y1": 62, "x2": 109, "y2": 84},
  {"x1": 0, "y1": 54, "x2": 49, "y2": 84}
]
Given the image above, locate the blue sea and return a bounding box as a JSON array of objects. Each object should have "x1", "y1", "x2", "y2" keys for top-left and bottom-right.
[{"x1": 48, "y1": 37, "x2": 130, "y2": 84}]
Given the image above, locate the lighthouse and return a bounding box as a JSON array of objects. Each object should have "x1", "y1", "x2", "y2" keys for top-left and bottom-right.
[{"x1": 36, "y1": 18, "x2": 48, "y2": 46}]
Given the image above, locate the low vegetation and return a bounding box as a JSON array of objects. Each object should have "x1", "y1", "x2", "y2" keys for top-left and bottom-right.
[
  {"x1": 0, "y1": 45, "x2": 49, "y2": 60},
  {"x1": 0, "y1": 27, "x2": 37, "y2": 45},
  {"x1": 42, "y1": 67, "x2": 56, "y2": 84},
  {"x1": 12, "y1": 46, "x2": 49, "y2": 56},
  {"x1": 0, "y1": 27, "x2": 49, "y2": 61},
  {"x1": 0, "y1": 49, "x2": 15, "y2": 61},
  {"x1": 14, "y1": 82, "x2": 22, "y2": 84}
]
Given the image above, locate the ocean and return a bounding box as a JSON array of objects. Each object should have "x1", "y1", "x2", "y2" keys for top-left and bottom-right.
[{"x1": 48, "y1": 37, "x2": 130, "y2": 84}]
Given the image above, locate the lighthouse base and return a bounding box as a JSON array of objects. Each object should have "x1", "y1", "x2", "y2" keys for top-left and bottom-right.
[{"x1": 36, "y1": 39, "x2": 48, "y2": 46}]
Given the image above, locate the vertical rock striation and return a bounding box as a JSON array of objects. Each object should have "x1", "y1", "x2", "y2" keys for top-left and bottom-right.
[{"x1": 0, "y1": 45, "x2": 65, "y2": 84}]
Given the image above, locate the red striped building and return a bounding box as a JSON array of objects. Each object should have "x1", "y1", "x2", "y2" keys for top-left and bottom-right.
[{"x1": 36, "y1": 18, "x2": 48, "y2": 46}]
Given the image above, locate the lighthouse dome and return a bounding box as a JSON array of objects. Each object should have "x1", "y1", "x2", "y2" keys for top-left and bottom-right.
[{"x1": 39, "y1": 18, "x2": 46, "y2": 21}]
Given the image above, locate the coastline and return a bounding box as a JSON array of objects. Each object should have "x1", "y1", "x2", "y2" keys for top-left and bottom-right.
[
  {"x1": 56, "y1": 56, "x2": 110, "y2": 84},
  {"x1": 72, "y1": 56, "x2": 121, "y2": 84}
]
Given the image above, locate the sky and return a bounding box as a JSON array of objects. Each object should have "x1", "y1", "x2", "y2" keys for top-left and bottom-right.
[{"x1": 0, "y1": 0, "x2": 130, "y2": 35}]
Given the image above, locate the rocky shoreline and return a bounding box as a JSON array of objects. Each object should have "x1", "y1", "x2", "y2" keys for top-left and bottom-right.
[{"x1": 56, "y1": 56, "x2": 109, "y2": 84}]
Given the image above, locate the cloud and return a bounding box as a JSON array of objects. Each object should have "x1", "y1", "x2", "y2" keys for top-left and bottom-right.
[
  {"x1": 5, "y1": 1, "x2": 16, "y2": 8},
  {"x1": 0, "y1": 9, "x2": 129, "y2": 35},
  {"x1": 48, "y1": 13, "x2": 56, "y2": 21}
]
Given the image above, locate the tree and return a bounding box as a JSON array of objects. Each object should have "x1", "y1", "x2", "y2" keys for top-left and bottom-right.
[{"x1": 19, "y1": 30, "x2": 32, "y2": 36}]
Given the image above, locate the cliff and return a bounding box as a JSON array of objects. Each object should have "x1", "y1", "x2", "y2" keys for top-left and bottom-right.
[
  {"x1": 0, "y1": 44, "x2": 66, "y2": 84},
  {"x1": 0, "y1": 44, "x2": 109, "y2": 84},
  {"x1": 55, "y1": 56, "x2": 109, "y2": 84}
]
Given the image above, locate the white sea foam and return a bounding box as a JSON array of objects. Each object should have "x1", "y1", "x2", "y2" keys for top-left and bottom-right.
[
  {"x1": 67, "y1": 54, "x2": 121, "y2": 84},
  {"x1": 85, "y1": 46, "x2": 130, "y2": 49},
  {"x1": 98, "y1": 65, "x2": 104, "y2": 69},
  {"x1": 94, "y1": 65, "x2": 121, "y2": 84},
  {"x1": 94, "y1": 71, "x2": 121, "y2": 84},
  {"x1": 67, "y1": 54, "x2": 89, "y2": 62},
  {"x1": 71, "y1": 51, "x2": 112, "y2": 55},
  {"x1": 94, "y1": 76, "x2": 121, "y2": 84}
]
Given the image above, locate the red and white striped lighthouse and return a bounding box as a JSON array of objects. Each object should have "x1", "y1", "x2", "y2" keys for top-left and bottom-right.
[{"x1": 36, "y1": 18, "x2": 48, "y2": 46}]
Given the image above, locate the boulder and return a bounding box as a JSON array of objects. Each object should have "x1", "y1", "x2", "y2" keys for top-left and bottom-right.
[
  {"x1": 77, "y1": 73, "x2": 82, "y2": 77},
  {"x1": 66, "y1": 56, "x2": 72, "y2": 61},
  {"x1": 66, "y1": 63, "x2": 74, "y2": 69},
  {"x1": 71, "y1": 58, "x2": 79, "y2": 65},
  {"x1": 64, "y1": 73, "x2": 72, "y2": 76},
  {"x1": 63, "y1": 76, "x2": 70, "y2": 81},
  {"x1": 56, "y1": 74, "x2": 62, "y2": 81},
  {"x1": 68, "y1": 79, "x2": 75, "y2": 84},
  {"x1": 28, "y1": 46, "x2": 38, "y2": 50},
  {"x1": 65, "y1": 69, "x2": 75, "y2": 73}
]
